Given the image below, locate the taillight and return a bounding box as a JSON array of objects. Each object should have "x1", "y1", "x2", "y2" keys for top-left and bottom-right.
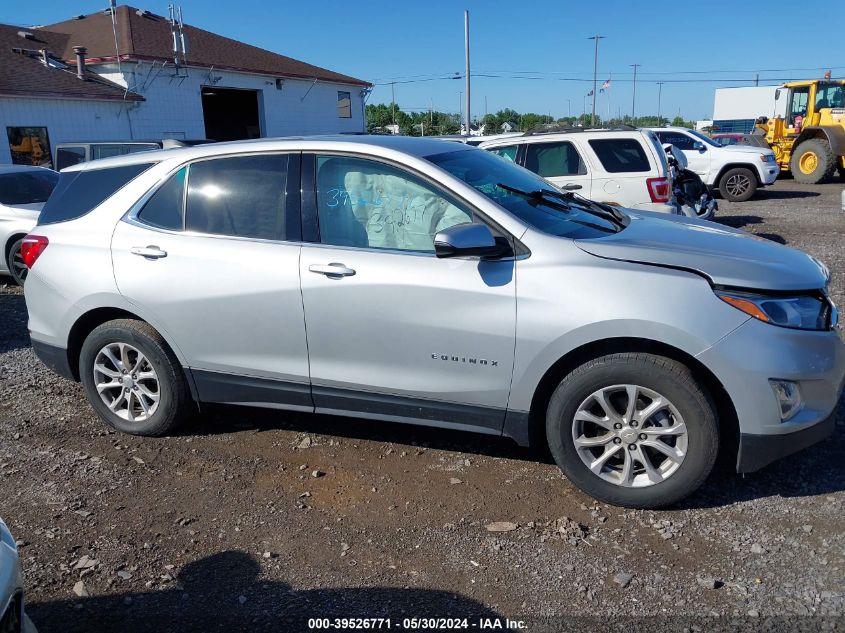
[
  {"x1": 20, "y1": 235, "x2": 49, "y2": 269},
  {"x1": 646, "y1": 177, "x2": 670, "y2": 203}
]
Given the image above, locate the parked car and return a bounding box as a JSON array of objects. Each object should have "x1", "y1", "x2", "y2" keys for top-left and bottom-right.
[
  {"x1": 479, "y1": 128, "x2": 677, "y2": 215},
  {"x1": 712, "y1": 133, "x2": 770, "y2": 149},
  {"x1": 429, "y1": 133, "x2": 522, "y2": 147},
  {"x1": 23, "y1": 137, "x2": 844, "y2": 509},
  {"x1": 0, "y1": 165, "x2": 59, "y2": 285},
  {"x1": 54, "y1": 139, "x2": 212, "y2": 171},
  {"x1": 1, "y1": 517, "x2": 36, "y2": 633},
  {"x1": 648, "y1": 127, "x2": 778, "y2": 202}
]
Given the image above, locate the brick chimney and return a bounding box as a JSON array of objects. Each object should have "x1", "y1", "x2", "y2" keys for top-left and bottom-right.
[{"x1": 73, "y1": 46, "x2": 87, "y2": 80}]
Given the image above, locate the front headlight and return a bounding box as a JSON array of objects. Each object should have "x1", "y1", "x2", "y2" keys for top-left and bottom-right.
[
  {"x1": 716, "y1": 290, "x2": 833, "y2": 330},
  {"x1": 760, "y1": 153, "x2": 776, "y2": 163}
]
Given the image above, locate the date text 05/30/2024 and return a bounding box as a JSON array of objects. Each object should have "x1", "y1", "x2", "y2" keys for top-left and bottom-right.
[{"x1": 307, "y1": 618, "x2": 528, "y2": 630}]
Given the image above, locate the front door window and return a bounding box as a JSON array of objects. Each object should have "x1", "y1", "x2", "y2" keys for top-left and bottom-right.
[{"x1": 315, "y1": 155, "x2": 473, "y2": 252}]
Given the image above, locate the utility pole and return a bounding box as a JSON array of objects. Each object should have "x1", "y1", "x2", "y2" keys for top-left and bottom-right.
[
  {"x1": 656, "y1": 82, "x2": 664, "y2": 125},
  {"x1": 588, "y1": 35, "x2": 604, "y2": 126},
  {"x1": 464, "y1": 10, "x2": 471, "y2": 136},
  {"x1": 459, "y1": 91, "x2": 463, "y2": 129},
  {"x1": 630, "y1": 63, "x2": 641, "y2": 125},
  {"x1": 567, "y1": 99, "x2": 571, "y2": 118},
  {"x1": 391, "y1": 82, "x2": 396, "y2": 126}
]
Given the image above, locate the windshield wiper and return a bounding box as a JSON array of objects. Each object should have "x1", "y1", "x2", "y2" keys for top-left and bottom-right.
[
  {"x1": 497, "y1": 183, "x2": 626, "y2": 229},
  {"x1": 496, "y1": 183, "x2": 572, "y2": 210},
  {"x1": 558, "y1": 190, "x2": 628, "y2": 226}
]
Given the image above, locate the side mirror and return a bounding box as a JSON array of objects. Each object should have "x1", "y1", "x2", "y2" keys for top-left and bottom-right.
[
  {"x1": 775, "y1": 89, "x2": 781, "y2": 101},
  {"x1": 692, "y1": 141, "x2": 706, "y2": 152},
  {"x1": 434, "y1": 223, "x2": 507, "y2": 259}
]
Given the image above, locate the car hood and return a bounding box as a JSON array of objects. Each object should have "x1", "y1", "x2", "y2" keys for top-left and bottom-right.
[
  {"x1": 720, "y1": 143, "x2": 772, "y2": 156},
  {"x1": 575, "y1": 211, "x2": 829, "y2": 291}
]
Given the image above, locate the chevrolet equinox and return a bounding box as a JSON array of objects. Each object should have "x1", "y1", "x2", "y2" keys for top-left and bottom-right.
[{"x1": 22, "y1": 136, "x2": 845, "y2": 508}]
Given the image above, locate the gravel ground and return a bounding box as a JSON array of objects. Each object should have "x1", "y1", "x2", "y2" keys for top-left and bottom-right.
[{"x1": 1, "y1": 178, "x2": 843, "y2": 633}]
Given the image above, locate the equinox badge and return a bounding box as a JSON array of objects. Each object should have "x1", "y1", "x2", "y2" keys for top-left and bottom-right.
[{"x1": 432, "y1": 353, "x2": 498, "y2": 367}]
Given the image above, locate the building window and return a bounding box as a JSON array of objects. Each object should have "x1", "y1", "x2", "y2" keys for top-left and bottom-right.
[
  {"x1": 337, "y1": 91, "x2": 352, "y2": 118},
  {"x1": 6, "y1": 126, "x2": 52, "y2": 169}
]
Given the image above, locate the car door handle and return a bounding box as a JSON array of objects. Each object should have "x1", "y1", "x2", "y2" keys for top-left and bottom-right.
[
  {"x1": 562, "y1": 183, "x2": 582, "y2": 191},
  {"x1": 308, "y1": 263, "x2": 356, "y2": 277},
  {"x1": 130, "y1": 246, "x2": 167, "y2": 259}
]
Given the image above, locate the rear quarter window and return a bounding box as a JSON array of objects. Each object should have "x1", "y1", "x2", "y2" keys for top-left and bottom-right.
[
  {"x1": 38, "y1": 163, "x2": 154, "y2": 226},
  {"x1": 587, "y1": 138, "x2": 651, "y2": 173}
]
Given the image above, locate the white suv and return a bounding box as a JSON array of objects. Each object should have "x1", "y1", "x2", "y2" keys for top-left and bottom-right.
[
  {"x1": 479, "y1": 128, "x2": 676, "y2": 214},
  {"x1": 648, "y1": 127, "x2": 779, "y2": 202}
]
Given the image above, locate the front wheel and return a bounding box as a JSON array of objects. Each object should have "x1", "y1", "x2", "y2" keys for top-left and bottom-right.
[
  {"x1": 79, "y1": 319, "x2": 193, "y2": 436},
  {"x1": 6, "y1": 237, "x2": 28, "y2": 286},
  {"x1": 546, "y1": 353, "x2": 719, "y2": 509},
  {"x1": 790, "y1": 138, "x2": 836, "y2": 184},
  {"x1": 718, "y1": 167, "x2": 757, "y2": 202}
]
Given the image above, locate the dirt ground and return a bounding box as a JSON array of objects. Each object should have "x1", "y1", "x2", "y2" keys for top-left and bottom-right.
[{"x1": 1, "y1": 178, "x2": 844, "y2": 633}]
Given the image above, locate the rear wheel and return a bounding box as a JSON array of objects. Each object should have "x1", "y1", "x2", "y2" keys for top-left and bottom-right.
[
  {"x1": 718, "y1": 167, "x2": 757, "y2": 202},
  {"x1": 546, "y1": 353, "x2": 719, "y2": 509},
  {"x1": 80, "y1": 319, "x2": 192, "y2": 436},
  {"x1": 790, "y1": 138, "x2": 836, "y2": 184},
  {"x1": 6, "y1": 237, "x2": 27, "y2": 286}
]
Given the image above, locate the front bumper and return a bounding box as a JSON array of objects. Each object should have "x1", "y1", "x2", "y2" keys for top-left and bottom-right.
[
  {"x1": 697, "y1": 318, "x2": 845, "y2": 471},
  {"x1": 737, "y1": 412, "x2": 835, "y2": 472},
  {"x1": 759, "y1": 164, "x2": 779, "y2": 185}
]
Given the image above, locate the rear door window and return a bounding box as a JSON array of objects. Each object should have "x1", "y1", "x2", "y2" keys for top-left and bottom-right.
[
  {"x1": 524, "y1": 141, "x2": 587, "y2": 177},
  {"x1": 587, "y1": 138, "x2": 651, "y2": 173},
  {"x1": 0, "y1": 170, "x2": 59, "y2": 205},
  {"x1": 136, "y1": 167, "x2": 186, "y2": 230},
  {"x1": 185, "y1": 154, "x2": 289, "y2": 240},
  {"x1": 39, "y1": 163, "x2": 155, "y2": 225},
  {"x1": 55, "y1": 146, "x2": 86, "y2": 171},
  {"x1": 489, "y1": 145, "x2": 518, "y2": 162}
]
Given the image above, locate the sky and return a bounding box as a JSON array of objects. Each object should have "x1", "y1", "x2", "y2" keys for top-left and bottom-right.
[{"x1": 3, "y1": 0, "x2": 844, "y2": 121}]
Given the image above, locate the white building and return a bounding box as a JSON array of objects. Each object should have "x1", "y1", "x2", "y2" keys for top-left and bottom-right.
[
  {"x1": 712, "y1": 86, "x2": 787, "y2": 134},
  {"x1": 1, "y1": 5, "x2": 370, "y2": 167}
]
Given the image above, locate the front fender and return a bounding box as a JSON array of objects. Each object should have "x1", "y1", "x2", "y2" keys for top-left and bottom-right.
[{"x1": 796, "y1": 126, "x2": 845, "y2": 155}]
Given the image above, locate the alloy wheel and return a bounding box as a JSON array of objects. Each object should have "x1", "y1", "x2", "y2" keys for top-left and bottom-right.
[
  {"x1": 93, "y1": 342, "x2": 160, "y2": 422},
  {"x1": 571, "y1": 384, "x2": 688, "y2": 487},
  {"x1": 725, "y1": 173, "x2": 751, "y2": 198},
  {"x1": 9, "y1": 242, "x2": 27, "y2": 285}
]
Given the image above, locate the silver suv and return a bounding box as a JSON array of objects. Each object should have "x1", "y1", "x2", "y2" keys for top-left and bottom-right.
[{"x1": 23, "y1": 137, "x2": 844, "y2": 508}]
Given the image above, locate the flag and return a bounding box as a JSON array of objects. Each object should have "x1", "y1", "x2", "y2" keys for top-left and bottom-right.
[
  {"x1": 587, "y1": 89, "x2": 594, "y2": 96},
  {"x1": 602, "y1": 79, "x2": 611, "y2": 89}
]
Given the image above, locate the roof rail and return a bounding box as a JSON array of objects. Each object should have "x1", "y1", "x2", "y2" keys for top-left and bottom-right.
[{"x1": 522, "y1": 124, "x2": 639, "y2": 136}]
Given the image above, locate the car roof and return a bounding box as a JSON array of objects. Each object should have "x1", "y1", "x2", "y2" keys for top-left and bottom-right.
[
  {"x1": 0, "y1": 164, "x2": 56, "y2": 175},
  {"x1": 478, "y1": 127, "x2": 652, "y2": 147},
  {"x1": 61, "y1": 135, "x2": 475, "y2": 172}
]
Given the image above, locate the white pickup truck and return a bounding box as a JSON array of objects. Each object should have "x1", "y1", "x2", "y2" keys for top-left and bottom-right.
[{"x1": 648, "y1": 127, "x2": 779, "y2": 202}]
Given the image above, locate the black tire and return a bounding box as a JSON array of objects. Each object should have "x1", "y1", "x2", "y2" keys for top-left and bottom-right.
[
  {"x1": 6, "y1": 236, "x2": 27, "y2": 286},
  {"x1": 546, "y1": 353, "x2": 719, "y2": 509},
  {"x1": 80, "y1": 319, "x2": 193, "y2": 436},
  {"x1": 790, "y1": 138, "x2": 836, "y2": 184},
  {"x1": 717, "y1": 167, "x2": 757, "y2": 202}
]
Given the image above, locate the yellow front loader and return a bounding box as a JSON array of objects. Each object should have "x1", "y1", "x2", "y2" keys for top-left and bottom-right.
[{"x1": 762, "y1": 79, "x2": 845, "y2": 184}]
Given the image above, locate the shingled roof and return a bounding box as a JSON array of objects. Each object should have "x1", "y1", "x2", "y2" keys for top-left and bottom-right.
[
  {"x1": 41, "y1": 5, "x2": 370, "y2": 87},
  {"x1": 0, "y1": 23, "x2": 142, "y2": 101}
]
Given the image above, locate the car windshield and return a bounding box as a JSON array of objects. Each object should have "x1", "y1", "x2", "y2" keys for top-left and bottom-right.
[
  {"x1": 0, "y1": 170, "x2": 59, "y2": 205},
  {"x1": 686, "y1": 129, "x2": 720, "y2": 148},
  {"x1": 426, "y1": 149, "x2": 623, "y2": 238}
]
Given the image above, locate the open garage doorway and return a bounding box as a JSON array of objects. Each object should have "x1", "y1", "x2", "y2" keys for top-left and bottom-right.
[{"x1": 201, "y1": 87, "x2": 261, "y2": 142}]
